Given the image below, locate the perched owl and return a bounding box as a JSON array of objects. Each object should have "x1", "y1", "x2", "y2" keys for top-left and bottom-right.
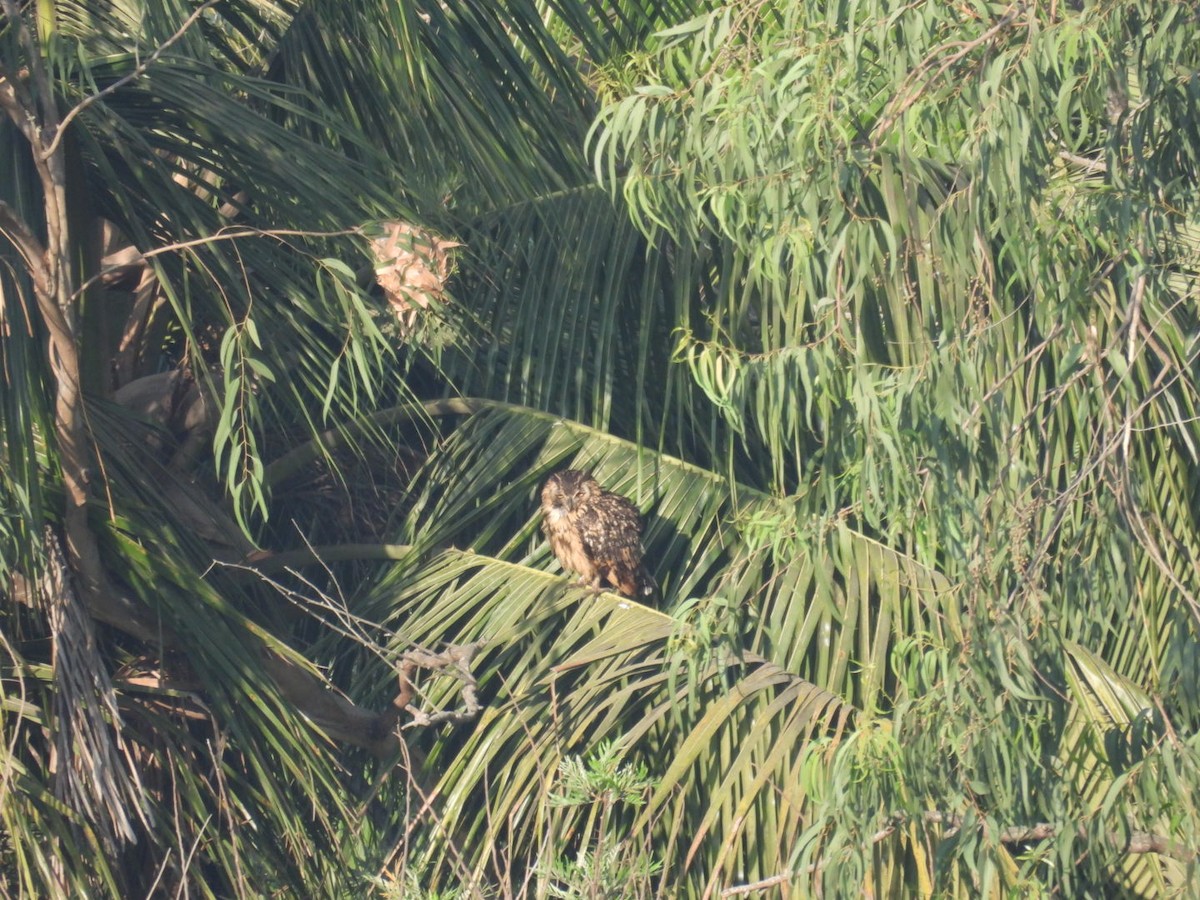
[{"x1": 540, "y1": 469, "x2": 656, "y2": 599}]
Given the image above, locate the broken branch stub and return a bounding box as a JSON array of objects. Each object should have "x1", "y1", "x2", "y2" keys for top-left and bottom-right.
[{"x1": 392, "y1": 641, "x2": 485, "y2": 729}]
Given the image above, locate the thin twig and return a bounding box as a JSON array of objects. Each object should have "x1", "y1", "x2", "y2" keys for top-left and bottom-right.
[
  {"x1": 41, "y1": 0, "x2": 221, "y2": 160},
  {"x1": 71, "y1": 225, "x2": 362, "y2": 300},
  {"x1": 212, "y1": 558, "x2": 395, "y2": 666},
  {"x1": 871, "y1": 2, "x2": 1027, "y2": 147},
  {"x1": 1058, "y1": 150, "x2": 1107, "y2": 174},
  {"x1": 721, "y1": 873, "x2": 794, "y2": 896},
  {"x1": 396, "y1": 642, "x2": 486, "y2": 729},
  {"x1": 389, "y1": 740, "x2": 482, "y2": 894}
]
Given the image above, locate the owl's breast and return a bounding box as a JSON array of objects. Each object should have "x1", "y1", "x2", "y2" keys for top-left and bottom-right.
[{"x1": 543, "y1": 510, "x2": 596, "y2": 581}]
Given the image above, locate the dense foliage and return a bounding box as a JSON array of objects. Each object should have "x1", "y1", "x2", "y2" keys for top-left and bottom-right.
[{"x1": 2, "y1": 0, "x2": 1199, "y2": 897}]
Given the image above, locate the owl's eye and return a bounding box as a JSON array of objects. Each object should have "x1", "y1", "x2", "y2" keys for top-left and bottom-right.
[{"x1": 573, "y1": 489, "x2": 585, "y2": 499}]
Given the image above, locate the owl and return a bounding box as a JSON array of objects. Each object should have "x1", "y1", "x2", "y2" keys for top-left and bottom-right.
[{"x1": 540, "y1": 469, "x2": 656, "y2": 599}]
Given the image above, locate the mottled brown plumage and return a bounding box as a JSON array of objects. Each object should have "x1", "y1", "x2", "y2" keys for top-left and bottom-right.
[{"x1": 540, "y1": 470, "x2": 654, "y2": 599}]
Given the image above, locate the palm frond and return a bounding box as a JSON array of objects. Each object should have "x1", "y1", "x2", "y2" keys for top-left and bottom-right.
[{"x1": 306, "y1": 401, "x2": 964, "y2": 888}]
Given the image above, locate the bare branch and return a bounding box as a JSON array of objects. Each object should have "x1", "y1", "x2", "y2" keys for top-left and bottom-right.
[
  {"x1": 922, "y1": 810, "x2": 1193, "y2": 861},
  {"x1": 394, "y1": 642, "x2": 486, "y2": 729},
  {"x1": 1121, "y1": 270, "x2": 1147, "y2": 459},
  {"x1": 0, "y1": 63, "x2": 39, "y2": 144},
  {"x1": 871, "y1": 2, "x2": 1027, "y2": 148},
  {"x1": 226, "y1": 543, "x2": 487, "y2": 747},
  {"x1": 1, "y1": 2, "x2": 69, "y2": 284},
  {"x1": 0, "y1": 197, "x2": 50, "y2": 288},
  {"x1": 41, "y1": 0, "x2": 221, "y2": 160},
  {"x1": 72, "y1": 225, "x2": 362, "y2": 301},
  {"x1": 213, "y1": 547, "x2": 488, "y2": 756},
  {"x1": 259, "y1": 651, "x2": 402, "y2": 758},
  {"x1": 721, "y1": 873, "x2": 793, "y2": 897},
  {"x1": 1059, "y1": 150, "x2": 1107, "y2": 174},
  {"x1": 0, "y1": 0, "x2": 59, "y2": 134},
  {"x1": 228, "y1": 542, "x2": 416, "y2": 574}
]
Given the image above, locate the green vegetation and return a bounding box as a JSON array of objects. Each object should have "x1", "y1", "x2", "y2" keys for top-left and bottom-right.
[{"x1": 2, "y1": 0, "x2": 1199, "y2": 896}]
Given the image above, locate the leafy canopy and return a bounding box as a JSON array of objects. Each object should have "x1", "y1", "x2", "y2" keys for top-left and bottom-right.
[{"x1": 2, "y1": 0, "x2": 1200, "y2": 897}]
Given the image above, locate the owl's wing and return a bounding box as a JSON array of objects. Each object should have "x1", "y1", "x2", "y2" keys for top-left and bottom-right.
[
  {"x1": 576, "y1": 493, "x2": 642, "y2": 555},
  {"x1": 575, "y1": 493, "x2": 649, "y2": 596}
]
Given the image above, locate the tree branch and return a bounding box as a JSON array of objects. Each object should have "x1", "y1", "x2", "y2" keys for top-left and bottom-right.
[
  {"x1": 393, "y1": 642, "x2": 485, "y2": 729},
  {"x1": 0, "y1": 0, "x2": 59, "y2": 135},
  {"x1": 0, "y1": 63, "x2": 40, "y2": 145},
  {"x1": 1, "y1": 0, "x2": 69, "y2": 303},
  {"x1": 41, "y1": 0, "x2": 221, "y2": 160},
  {"x1": 925, "y1": 810, "x2": 1193, "y2": 861},
  {"x1": 0, "y1": 0, "x2": 407, "y2": 763},
  {"x1": 260, "y1": 652, "x2": 402, "y2": 758},
  {"x1": 230, "y1": 542, "x2": 415, "y2": 574},
  {"x1": 73, "y1": 224, "x2": 361, "y2": 301},
  {"x1": 0, "y1": 197, "x2": 49, "y2": 286},
  {"x1": 1, "y1": 0, "x2": 157, "y2": 650},
  {"x1": 870, "y1": 2, "x2": 1027, "y2": 148}
]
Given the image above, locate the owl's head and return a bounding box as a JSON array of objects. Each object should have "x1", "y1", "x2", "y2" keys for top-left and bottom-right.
[{"x1": 541, "y1": 469, "x2": 600, "y2": 515}]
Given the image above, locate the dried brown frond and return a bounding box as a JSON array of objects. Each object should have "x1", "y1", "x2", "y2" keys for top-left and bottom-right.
[{"x1": 369, "y1": 221, "x2": 460, "y2": 335}]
